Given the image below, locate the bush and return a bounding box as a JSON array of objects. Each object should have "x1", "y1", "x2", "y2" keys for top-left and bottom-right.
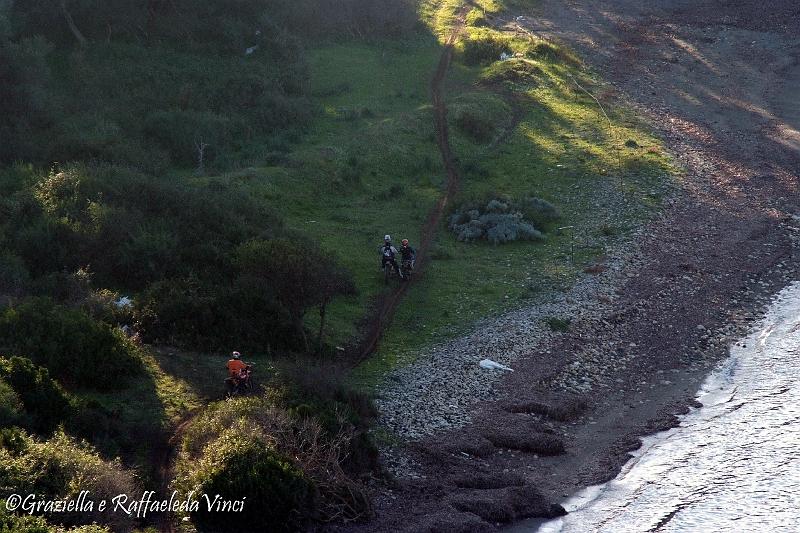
[
  {"x1": 0, "y1": 379, "x2": 22, "y2": 428},
  {"x1": 0, "y1": 252, "x2": 29, "y2": 303},
  {"x1": 0, "y1": 357, "x2": 72, "y2": 433},
  {"x1": 524, "y1": 40, "x2": 578, "y2": 65},
  {"x1": 480, "y1": 59, "x2": 543, "y2": 86},
  {"x1": 518, "y1": 196, "x2": 560, "y2": 229},
  {"x1": 179, "y1": 429, "x2": 314, "y2": 533},
  {"x1": 179, "y1": 396, "x2": 373, "y2": 525},
  {"x1": 448, "y1": 195, "x2": 559, "y2": 244},
  {"x1": 0, "y1": 299, "x2": 142, "y2": 390},
  {"x1": 0, "y1": 430, "x2": 136, "y2": 532},
  {"x1": 450, "y1": 93, "x2": 511, "y2": 144},
  {"x1": 462, "y1": 35, "x2": 511, "y2": 66},
  {"x1": 133, "y1": 276, "x2": 298, "y2": 352},
  {"x1": 0, "y1": 503, "x2": 51, "y2": 533},
  {"x1": 545, "y1": 317, "x2": 571, "y2": 332}
]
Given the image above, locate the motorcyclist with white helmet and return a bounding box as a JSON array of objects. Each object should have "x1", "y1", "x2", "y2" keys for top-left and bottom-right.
[{"x1": 379, "y1": 234, "x2": 399, "y2": 275}]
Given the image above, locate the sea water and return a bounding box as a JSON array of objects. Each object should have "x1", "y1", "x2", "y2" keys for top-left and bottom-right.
[{"x1": 535, "y1": 281, "x2": 800, "y2": 532}]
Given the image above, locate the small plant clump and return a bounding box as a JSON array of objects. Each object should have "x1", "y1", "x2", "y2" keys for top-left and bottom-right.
[
  {"x1": 448, "y1": 196, "x2": 559, "y2": 244},
  {"x1": 462, "y1": 35, "x2": 512, "y2": 66}
]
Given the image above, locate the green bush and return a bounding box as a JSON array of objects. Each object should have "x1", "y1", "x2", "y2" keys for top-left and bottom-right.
[
  {"x1": 133, "y1": 276, "x2": 297, "y2": 352},
  {"x1": 179, "y1": 430, "x2": 313, "y2": 533},
  {"x1": 0, "y1": 299, "x2": 142, "y2": 390},
  {"x1": 480, "y1": 59, "x2": 543, "y2": 86},
  {"x1": 0, "y1": 252, "x2": 29, "y2": 301},
  {"x1": 0, "y1": 502, "x2": 51, "y2": 533},
  {"x1": 180, "y1": 395, "x2": 373, "y2": 525},
  {"x1": 0, "y1": 501, "x2": 113, "y2": 532},
  {"x1": 0, "y1": 430, "x2": 135, "y2": 532},
  {"x1": 0, "y1": 379, "x2": 22, "y2": 428},
  {"x1": 462, "y1": 35, "x2": 511, "y2": 66},
  {"x1": 450, "y1": 93, "x2": 511, "y2": 144},
  {"x1": 0, "y1": 357, "x2": 72, "y2": 433}
]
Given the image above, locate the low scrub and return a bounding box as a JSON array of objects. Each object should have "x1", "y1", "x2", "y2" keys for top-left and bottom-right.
[
  {"x1": 0, "y1": 430, "x2": 137, "y2": 532},
  {"x1": 480, "y1": 59, "x2": 543, "y2": 86},
  {"x1": 0, "y1": 379, "x2": 22, "y2": 428},
  {"x1": 179, "y1": 429, "x2": 313, "y2": 533},
  {"x1": 0, "y1": 299, "x2": 142, "y2": 390},
  {"x1": 450, "y1": 93, "x2": 511, "y2": 143},
  {"x1": 178, "y1": 395, "x2": 372, "y2": 528},
  {"x1": 525, "y1": 40, "x2": 580, "y2": 66},
  {"x1": 462, "y1": 35, "x2": 512, "y2": 66},
  {"x1": 448, "y1": 196, "x2": 559, "y2": 244},
  {"x1": 0, "y1": 356, "x2": 73, "y2": 433}
]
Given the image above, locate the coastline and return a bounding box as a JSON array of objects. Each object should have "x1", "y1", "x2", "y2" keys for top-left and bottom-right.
[{"x1": 341, "y1": 1, "x2": 800, "y2": 531}]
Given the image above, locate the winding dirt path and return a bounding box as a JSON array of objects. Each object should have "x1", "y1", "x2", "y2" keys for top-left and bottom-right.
[{"x1": 351, "y1": 15, "x2": 466, "y2": 362}]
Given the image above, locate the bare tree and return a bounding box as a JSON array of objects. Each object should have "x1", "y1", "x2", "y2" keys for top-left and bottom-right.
[{"x1": 194, "y1": 137, "x2": 209, "y2": 175}]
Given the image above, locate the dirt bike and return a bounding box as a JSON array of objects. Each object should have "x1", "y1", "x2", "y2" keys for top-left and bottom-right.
[
  {"x1": 225, "y1": 364, "x2": 255, "y2": 398},
  {"x1": 383, "y1": 261, "x2": 399, "y2": 285},
  {"x1": 399, "y1": 259, "x2": 413, "y2": 282}
]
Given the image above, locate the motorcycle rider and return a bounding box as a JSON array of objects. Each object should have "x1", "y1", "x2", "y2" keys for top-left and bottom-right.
[
  {"x1": 399, "y1": 238, "x2": 416, "y2": 278},
  {"x1": 227, "y1": 351, "x2": 246, "y2": 377},
  {"x1": 379, "y1": 234, "x2": 399, "y2": 274}
]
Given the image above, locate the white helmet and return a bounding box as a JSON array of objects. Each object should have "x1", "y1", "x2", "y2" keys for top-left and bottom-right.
[
  {"x1": 232, "y1": 351, "x2": 241, "y2": 360},
  {"x1": 384, "y1": 234, "x2": 391, "y2": 241}
]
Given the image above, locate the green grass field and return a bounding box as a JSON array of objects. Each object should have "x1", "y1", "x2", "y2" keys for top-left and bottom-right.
[{"x1": 199, "y1": 1, "x2": 675, "y2": 389}]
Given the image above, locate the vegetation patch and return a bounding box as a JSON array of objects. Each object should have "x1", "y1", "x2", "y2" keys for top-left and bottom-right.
[
  {"x1": 448, "y1": 196, "x2": 559, "y2": 244},
  {"x1": 544, "y1": 316, "x2": 572, "y2": 332},
  {"x1": 461, "y1": 34, "x2": 512, "y2": 66},
  {"x1": 177, "y1": 393, "x2": 373, "y2": 530},
  {"x1": 0, "y1": 356, "x2": 73, "y2": 433},
  {"x1": 450, "y1": 93, "x2": 512, "y2": 143},
  {"x1": 0, "y1": 299, "x2": 142, "y2": 390},
  {"x1": 0, "y1": 429, "x2": 137, "y2": 532},
  {"x1": 178, "y1": 429, "x2": 313, "y2": 532},
  {"x1": 480, "y1": 58, "x2": 544, "y2": 87}
]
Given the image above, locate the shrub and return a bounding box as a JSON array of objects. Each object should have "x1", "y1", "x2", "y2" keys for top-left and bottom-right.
[
  {"x1": 0, "y1": 252, "x2": 29, "y2": 302},
  {"x1": 236, "y1": 238, "x2": 356, "y2": 351},
  {"x1": 524, "y1": 40, "x2": 579, "y2": 65},
  {"x1": 450, "y1": 93, "x2": 511, "y2": 144},
  {"x1": 178, "y1": 429, "x2": 313, "y2": 533},
  {"x1": 462, "y1": 35, "x2": 511, "y2": 66},
  {"x1": 0, "y1": 299, "x2": 142, "y2": 390},
  {"x1": 480, "y1": 59, "x2": 543, "y2": 86},
  {"x1": 454, "y1": 109, "x2": 496, "y2": 142},
  {"x1": 0, "y1": 356, "x2": 72, "y2": 433},
  {"x1": 545, "y1": 317, "x2": 571, "y2": 332},
  {"x1": 0, "y1": 430, "x2": 136, "y2": 532},
  {"x1": 0, "y1": 503, "x2": 51, "y2": 533},
  {"x1": 0, "y1": 379, "x2": 22, "y2": 428},
  {"x1": 449, "y1": 195, "x2": 559, "y2": 244},
  {"x1": 133, "y1": 276, "x2": 297, "y2": 352},
  {"x1": 179, "y1": 396, "x2": 373, "y2": 525},
  {"x1": 518, "y1": 197, "x2": 560, "y2": 229}
]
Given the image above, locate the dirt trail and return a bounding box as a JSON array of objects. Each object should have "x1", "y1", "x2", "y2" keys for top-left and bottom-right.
[
  {"x1": 155, "y1": 413, "x2": 196, "y2": 533},
  {"x1": 348, "y1": 1, "x2": 800, "y2": 531},
  {"x1": 350, "y1": 17, "x2": 465, "y2": 362}
]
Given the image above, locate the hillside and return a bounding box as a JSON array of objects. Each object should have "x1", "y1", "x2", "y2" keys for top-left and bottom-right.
[{"x1": 0, "y1": 1, "x2": 677, "y2": 531}]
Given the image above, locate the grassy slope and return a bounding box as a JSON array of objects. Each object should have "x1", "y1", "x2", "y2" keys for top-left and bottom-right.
[
  {"x1": 353, "y1": 1, "x2": 674, "y2": 386},
  {"x1": 28, "y1": 0, "x2": 675, "y2": 507},
  {"x1": 196, "y1": 0, "x2": 674, "y2": 388}
]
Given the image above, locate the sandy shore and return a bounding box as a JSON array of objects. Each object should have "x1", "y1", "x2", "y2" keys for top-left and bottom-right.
[{"x1": 339, "y1": 1, "x2": 800, "y2": 531}]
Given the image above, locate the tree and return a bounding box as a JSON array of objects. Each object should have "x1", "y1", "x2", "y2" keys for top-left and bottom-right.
[{"x1": 236, "y1": 238, "x2": 355, "y2": 352}]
